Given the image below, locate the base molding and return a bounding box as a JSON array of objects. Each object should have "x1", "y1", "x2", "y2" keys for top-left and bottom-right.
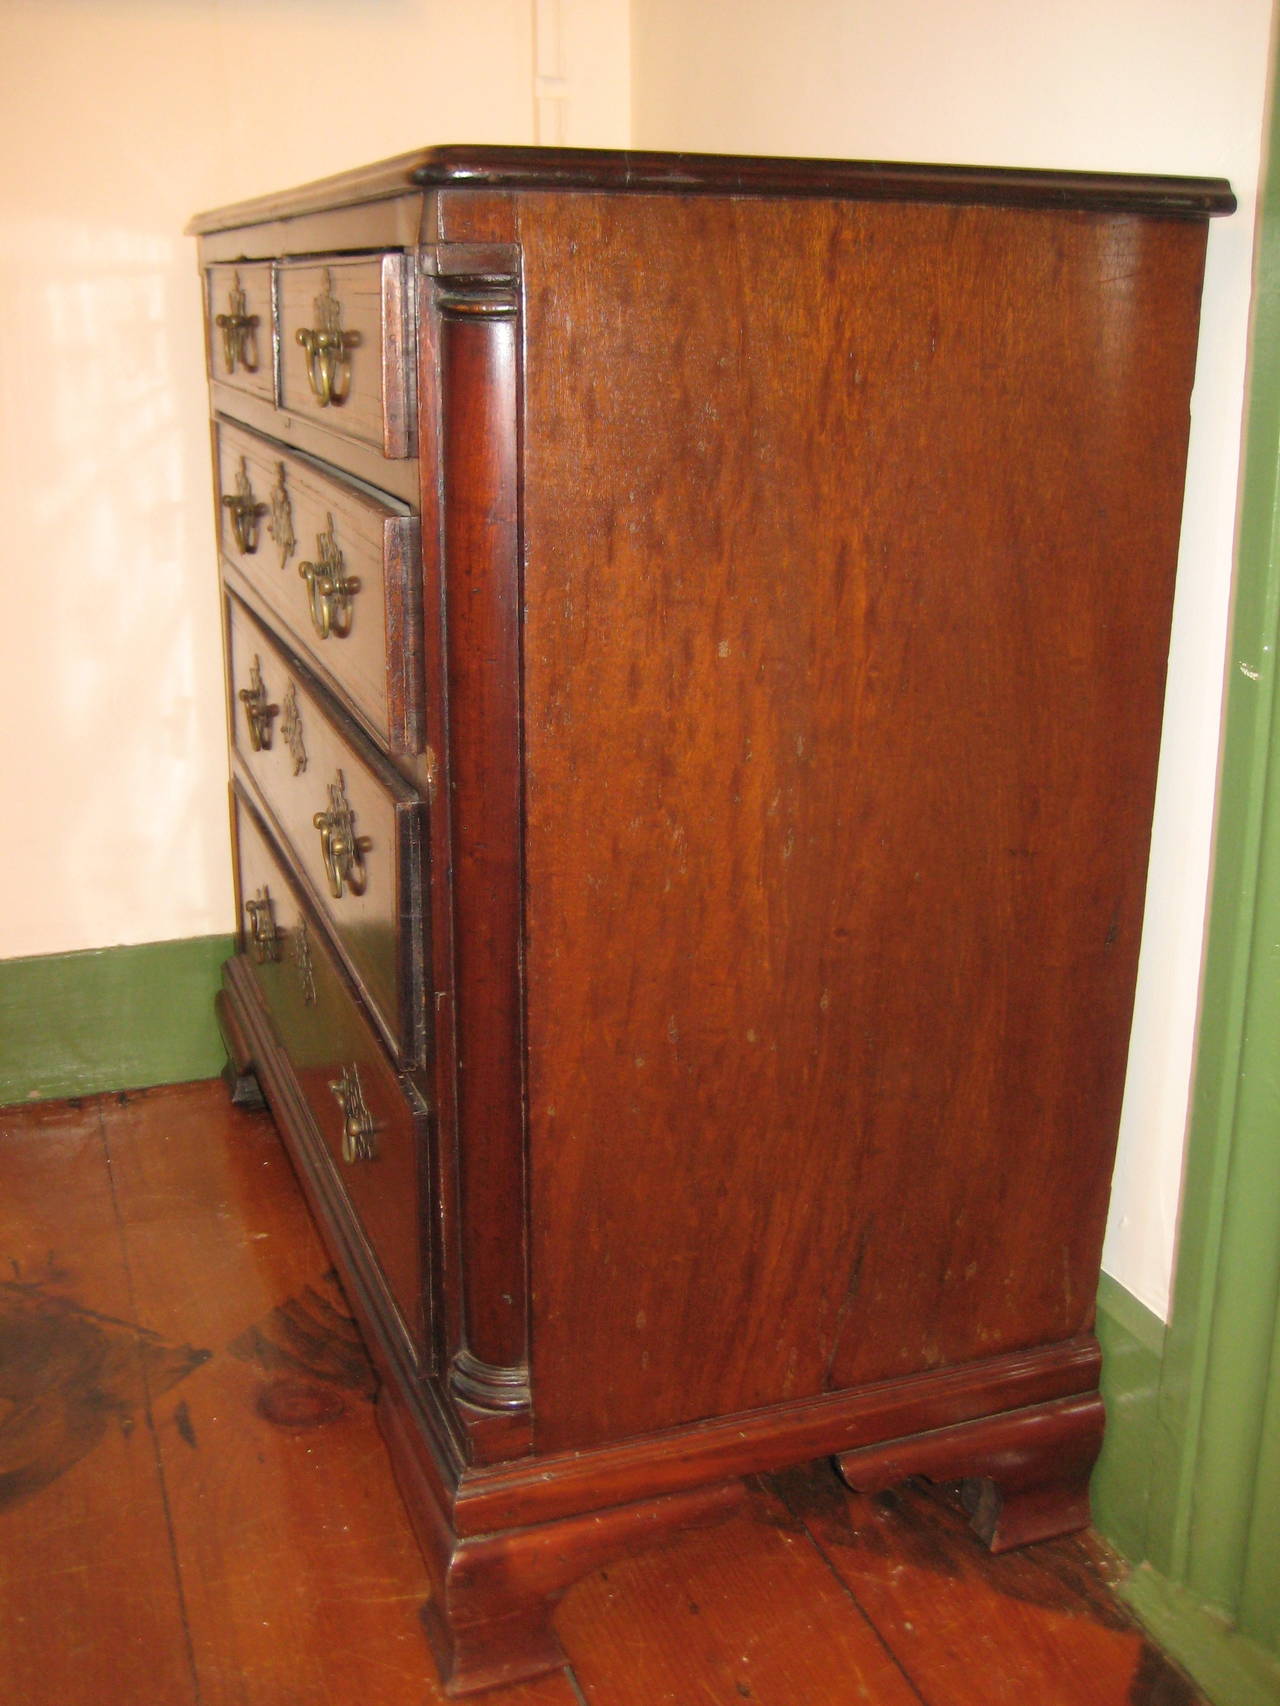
[
  {"x1": 835, "y1": 1390, "x2": 1105, "y2": 1552},
  {"x1": 451, "y1": 1336, "x2": 1102, "y2": 1536}
]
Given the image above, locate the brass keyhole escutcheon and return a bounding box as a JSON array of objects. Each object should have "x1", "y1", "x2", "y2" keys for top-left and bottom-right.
[
  {"x1": 238, "y1": 654, "x2": 278, "y2": 752},
  {"x1": 329, "y1": 1063, "x2": 376, "y2": 1163},
  {"x1": 280, "y1": 679, "x2": 308, "y2": 775},
  {"x1": 268, "y1": 463, "x2": 297, "y2": 571},
  {"x1": 244, "y1": 886, "x2": 281, "y2": 964},
  {"x1": 313, "y1": 770, "x2": 371, "y2": 900},
  {"x1": 299, "y1": 513, "x2": 359, "y2": 640},
  {"x1": 296, "y1": 268, "x2": 357, "y2": 407},
  {"x1": 291, "y1": 915, "x2": 317, "y2": 1006},
  {"x1": 222, "y1": 456, "x2": 266, "y2": 555},
  {"x1": 215, "y1": 271, "x2": 260, "y2": 375}
]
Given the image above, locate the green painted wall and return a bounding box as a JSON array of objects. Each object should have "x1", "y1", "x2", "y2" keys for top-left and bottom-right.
[{"x1": 0, "y1": 936, "x2": 232, "y2": 1105}]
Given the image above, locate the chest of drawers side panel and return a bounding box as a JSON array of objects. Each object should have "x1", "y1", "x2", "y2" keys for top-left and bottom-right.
[{"x1": 514, "y1": 189, "x2": 1210, "y2": 1453}]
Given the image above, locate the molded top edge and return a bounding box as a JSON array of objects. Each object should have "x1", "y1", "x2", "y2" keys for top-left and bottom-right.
[{"x1": 187, "y1": 144, "x2": 1236, "y2": 235}]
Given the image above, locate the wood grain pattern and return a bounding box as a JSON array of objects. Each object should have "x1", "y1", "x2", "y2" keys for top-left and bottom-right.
[
  {"x1": 215, "y1": 418, "x2": 421, "y2": 753},
  {"x1": 517, "y1": 190, "x2": 1207, "y2": 1451},
  {"x1": 559, "y1": 1478, "x2": 924, "y2": 1706},
  {"x1": 228, "y1": 595, "x2": 427, "y2": 1066},
  {"x1": 278, "y1": 256, "x2": 414, "y2": 457},
  {"x1": 96, "y1": 1085, "x2": 427, "y2": 1706},
  {"x1": 772, "y1": 1467, "x2": 1206, "y2": 1706}
]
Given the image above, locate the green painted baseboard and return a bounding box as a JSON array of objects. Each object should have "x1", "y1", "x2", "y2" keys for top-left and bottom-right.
[
  {"x1": 1122, "y1": 1566, "x2": 1280, "y2": 1706},
  {"x1": 1094, "y1": 1274, "x2": 1280, "y2": 1706},
  {"x1": 1094, "y1": 1270, "x2": 1168, "y2": 1564},
  {"x1": 0, "y1": 935, "x2": 233, "y2": 1105}
]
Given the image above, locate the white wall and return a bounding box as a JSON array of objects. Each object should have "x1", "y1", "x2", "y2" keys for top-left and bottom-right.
[
  {"x1": 0, "y1": 0, "x2": 626, "y2": 959},
  {"x1": 631, "y1": 0, "x2": 1274, "y2": 1319}
]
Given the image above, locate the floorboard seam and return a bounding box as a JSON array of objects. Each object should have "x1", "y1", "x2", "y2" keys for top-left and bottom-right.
[
  {"x1": 101, "y1": 1096, "x2": 206, "y2": 1706},
  {"x1": 561, "y1": 1664, "x2": 591, "y2": 1706},
  {"x1": 767, "y1": 1473, "x2": 933, "y2": 1706}
]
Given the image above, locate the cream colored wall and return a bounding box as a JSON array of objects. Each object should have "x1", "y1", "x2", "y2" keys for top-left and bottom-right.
[
  {"x1": 0, "y1": 0, "x2": 627, "y2": 962},
  {"x1": 631, "y1": 0, "x2": 1274, "y2": 1318}
]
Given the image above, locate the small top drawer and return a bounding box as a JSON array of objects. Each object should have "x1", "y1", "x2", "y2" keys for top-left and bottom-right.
[
  {"x1": 278, "y1": 255, "x2": 415, "y2": 459},
  {"x1": 215, "y1": 418, "x2": 422, "y2": 754},
  {"x1": 206, "y1": 264, "x2": 274, "y2": 406}
]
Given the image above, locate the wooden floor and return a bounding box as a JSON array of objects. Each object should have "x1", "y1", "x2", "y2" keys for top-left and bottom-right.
[{"x1": 0, "y1": 1081, "x2": 1204, "y2": 1706}]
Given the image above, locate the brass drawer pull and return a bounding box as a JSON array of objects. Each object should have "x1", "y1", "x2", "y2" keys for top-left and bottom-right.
[
  {"x1": 238, "y1": 654, "x2": 278, "y2": 752},
  {"x1": 313, "y1": 769, "x2": 370, "y2": 899},
  {"x1": 244, "y1": 886, "x2": 281, "y2": 963},
  {"x1": 222, "y1": 457, "x2": 265, "y2": 555},
  {"x1": 215, "y1": 271, "x2": 260, "y2": 375},
  {"x1": 296, "y1": 268, "x2": 355, "y2": 407},
  {"x1": 329, "y1": 1063, "x2": 377, "y2": 1163},
  {"x1": 299, "y1": 513, "x2": 359, "y2": 640}
]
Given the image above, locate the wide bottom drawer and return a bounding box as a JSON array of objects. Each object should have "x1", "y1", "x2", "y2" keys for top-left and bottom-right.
[{"x1": 233, "y1": 784, "x2": 429, "y2": 1362}]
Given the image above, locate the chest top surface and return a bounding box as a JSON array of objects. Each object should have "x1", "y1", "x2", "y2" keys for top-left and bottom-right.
[{"x1": 187, "y1": 143, "x2": 1235, "y2": 235}]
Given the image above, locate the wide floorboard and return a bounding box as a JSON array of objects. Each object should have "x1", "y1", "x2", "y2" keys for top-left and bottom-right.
[{"x1": 0, "y1": 1083, "x2": 1203, "y2": 1706}]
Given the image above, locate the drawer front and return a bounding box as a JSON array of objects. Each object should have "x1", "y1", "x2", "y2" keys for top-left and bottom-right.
[
  {"x1": 206, "y1": 264, "x2": 275, "y2": 406},
  {"x1": 233, "y1": 788, "x2": 426, "y2": 1357},
  {"x1": 228, "y1": 596, "x2": 427, "y2": 1065},
  {"x1": 215, "y1": 418, "x2": 421, "y2": 752},
  {"x1": 278, "y1": 255, "x2": 414, "y2": 458}
]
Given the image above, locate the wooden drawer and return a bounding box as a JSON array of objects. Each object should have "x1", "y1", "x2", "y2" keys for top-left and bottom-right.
[
  {"x1": 227, "y1": 594, "x2": 427, "y2": 1066},
  {"x1": 215, "y1": 418, "x2": 421, "y2": 753},
  {"x1": 206, "y1": 264, "x2": 274, "y2": 406},
  {"x1": 278, "y1": 255, "x2": 415, "y2": 458},
  {"x1": 233, "y1": 786, "x2": 427, "y2": 1357}
]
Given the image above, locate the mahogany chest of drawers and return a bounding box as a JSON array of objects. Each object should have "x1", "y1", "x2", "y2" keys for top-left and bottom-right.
[{"x1": 190, "y1": 146, "x2": 1233, "y2": 1694}]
